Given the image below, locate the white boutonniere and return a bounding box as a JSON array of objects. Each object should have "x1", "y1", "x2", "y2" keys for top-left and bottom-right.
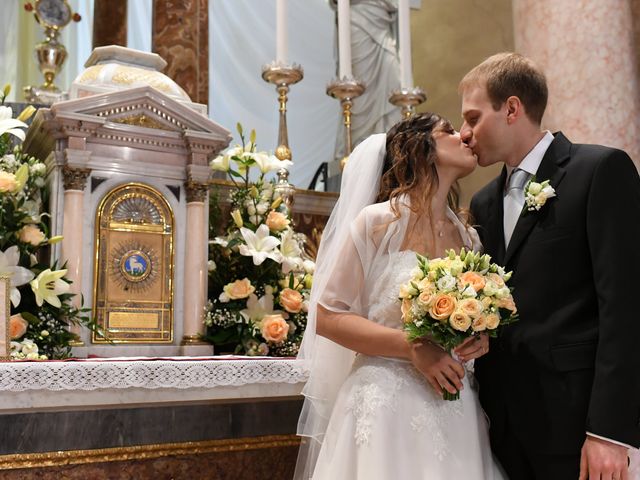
[{"x1": 524, "y1": 178, "x2": 556, "y2": 211}]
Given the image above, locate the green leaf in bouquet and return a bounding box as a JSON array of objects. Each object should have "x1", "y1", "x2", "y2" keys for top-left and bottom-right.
[
  {"x1": 228, "y1": 169, "x2": 244, "y2": 179},
  {"x1": 288, "y1": 272, "x2": 294, "y2": 289}
]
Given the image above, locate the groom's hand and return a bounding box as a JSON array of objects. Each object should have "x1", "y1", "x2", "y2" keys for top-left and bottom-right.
[
  {"x1": 455, "y1": 333, "x2": 489, "y2": 362},
  {"x1": 579, "y1": 436, "x2": 629, "y2": 480},
  {"x1": 409, "y1": 341, "x2": 465, "y2": 396}
]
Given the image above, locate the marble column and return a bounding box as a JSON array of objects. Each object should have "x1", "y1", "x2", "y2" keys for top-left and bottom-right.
[
  {"x1": 92, "y1": 0, "x2": 128, "y2": 48},
  {"x1": 181, "y1": 180, "x2": 210, "y2": 353},
  {"x1": 61, "y1": 166, "x2": 91, "y2": 346},
  {"x1": 513, "y1": 0, "x2": 640, "y2": 169},
  {"x1": 152, "y1": 0, "x2": 209, "y2": 105}
]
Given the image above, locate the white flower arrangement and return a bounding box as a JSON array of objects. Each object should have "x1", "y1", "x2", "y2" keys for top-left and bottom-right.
[{"x1": 524, "y1": 178, "x2": 556, "y2": 211}]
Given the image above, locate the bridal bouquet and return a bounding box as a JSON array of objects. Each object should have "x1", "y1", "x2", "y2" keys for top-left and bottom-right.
[
  {"x1": 204, "y1": 124, "x2": 314, "y2": 357},
  {"x1": 400, "y1": 248, "x2": 518, "y2": 399}
]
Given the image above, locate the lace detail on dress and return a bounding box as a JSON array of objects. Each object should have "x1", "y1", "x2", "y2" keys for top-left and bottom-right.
[
  {"x1": 410, "y1": 397, "x2": 464, "y2": 461},
  {"x1": 346, "y1": 360, "x2": 409, "y2": 446}
]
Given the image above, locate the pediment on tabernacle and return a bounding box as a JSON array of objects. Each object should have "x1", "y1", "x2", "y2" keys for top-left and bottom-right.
[{"x1": 51, "y1": 86, "x2": 230, "y2": 137}]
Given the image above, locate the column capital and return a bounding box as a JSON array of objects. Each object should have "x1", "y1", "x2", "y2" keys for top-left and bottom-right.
[
  {"x1": 184, "y1": 180, "x2": 209, "y2": 203},
  {"x1": 62, "y1": 166, "x2": 91, "y2": 191}
]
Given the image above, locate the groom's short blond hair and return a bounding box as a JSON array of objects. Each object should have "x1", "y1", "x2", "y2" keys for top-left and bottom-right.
[{"x1": 459, "y1": 52, "x2": 548, "y2": 125}]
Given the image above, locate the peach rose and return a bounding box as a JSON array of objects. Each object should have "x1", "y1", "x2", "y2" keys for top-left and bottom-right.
[
  {"x1": 18, "y1": 225, "x2": 46, "y2": 246},
  {"x1": 471, "y1": 315, "x2": 487, "y2": 332},
  {"x1": 417, "y1": 278, "x2": 435, "y2": 292},
  {"x1": 401, "y1": 298, "x2": 413, "y2": 323},
  {"x1": 429, "y1": 294, "x2": 457, "y2": 322},
  {"x1": 496, "y1": 296, "x2": 517, "y2": 313},
  {"x1": 0, "y1": 171, "x2": 17, "y2": 193},
  {"x1": 486, "y1": 313, "x2": 500, "y2": 330},
  {"x1": 261, "y1": 314, "x2": 290, "y2": 343},
  {"x1": 449, "y1": 310, "x2": 472, "y2": 332},
  {"x1": 459, "y1": 298, "x2": 483, "y2": 318},
  {"x1": 280, "y1": 288, "x2": 303, "y2": 313},
  {"x1": 487, "y1": 272, "x2": 505, "y2": 288},
  {"x1": 223, "y1": 278, "x2": 255, "y2": 300},
  {"x1": 481, "y1": 297, "x2": 493, "y2": 309},
  {"x1": 459, "y1": 271, "x2": 486, "y2": 292},
  {"x1": 9, "y1": 314, "x2": 28, "y2": 339},
  {"x1": 265, "y1": 211, "x2": 290, "y2": 231},
  {"x1": 417, "y1": 290, "x2": 436, "y2": 308}
]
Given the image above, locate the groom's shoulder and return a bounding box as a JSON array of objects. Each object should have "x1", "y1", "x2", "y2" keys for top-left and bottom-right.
[{"x1": 471, "y1": 176, "x2": 501, "y2": 205}]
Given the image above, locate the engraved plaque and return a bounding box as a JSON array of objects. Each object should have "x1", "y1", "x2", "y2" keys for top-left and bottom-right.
[{"x1": 93, "y1": 183, "x2": 174, "y2": 343}]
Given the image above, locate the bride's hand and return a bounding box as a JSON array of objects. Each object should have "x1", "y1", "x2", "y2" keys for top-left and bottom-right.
[
  {"x1": 454, "y1": 333, "x2": 489, "y2": 362},
  {"x1": 409, "y1": 340, "x2": 465, "y2": 396}
]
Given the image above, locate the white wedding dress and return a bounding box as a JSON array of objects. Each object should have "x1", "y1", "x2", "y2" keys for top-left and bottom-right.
[{"x1": 309, "y1": 204, "x2": 505, "y2": 480}]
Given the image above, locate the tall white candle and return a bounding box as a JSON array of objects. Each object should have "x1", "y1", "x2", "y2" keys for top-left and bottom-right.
[
  {"x1": 276, "y1": 0, "x2": 287, "y2": 63},
  {"x1": 398, "y1": 0, "x2": 413, "y2": 89},
  {"x1": 337, "y1": 0, "x2": 352, "y2": 78}
]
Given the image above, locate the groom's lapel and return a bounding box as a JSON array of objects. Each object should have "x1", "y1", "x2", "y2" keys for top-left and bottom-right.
[
  {"x1": 503, "y1": 133, "x2": 570, "y2": 267},
  {"x1": 485, "y1": 168, "x2": 507, "y2": 265}
]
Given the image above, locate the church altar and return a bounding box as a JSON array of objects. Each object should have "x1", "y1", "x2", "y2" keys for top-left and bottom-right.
[{"x1": 0, "y1": 357, "x2": 308, "y2": 478}]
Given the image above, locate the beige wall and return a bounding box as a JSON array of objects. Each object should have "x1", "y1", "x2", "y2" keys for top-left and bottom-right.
[{"x1": 410, "y1": 0, "x2": 514, "y2": 207}]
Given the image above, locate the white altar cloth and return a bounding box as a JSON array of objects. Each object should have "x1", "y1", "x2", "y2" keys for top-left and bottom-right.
[{"x1": 0, "y1": 357, "x2": 308, "y2": 412}]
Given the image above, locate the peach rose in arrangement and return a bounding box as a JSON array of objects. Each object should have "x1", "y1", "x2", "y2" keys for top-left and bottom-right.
[
  {"x1": 471, "y1": 315, "x2": 487, "y2": 332},
  {"x1": 223, "y1": 278, "x2": 255, "y2": 300},
  {"x1": 486, "y1": 272, "x2": 505, "y2": 288},
  {"x1": 261, "y1": 314, "x2": 290, "y2": 343},
  {"x1": 9, "y1": 314, "x2": 28, "y2": 339},
  {"x1": 485, "y1": 313, "x2": 500, "y2": 330},
  {"x1": 417, "y1": 289, "x2": 436, "y2": 308},
  {"x1": 459, "y1": 271, "x2": 486, "y2": 292},
  {"x1": 18, "y1": 225, "x2": 45, "y2": 246},
  {"x1": 459, "y1": 298, "x2": 483, "y2": 318},
  {"x1": 265, "y1": 211, "x2": 290, "y2": 231},
  {"x1": 449, "y1": 310, "x2": 472, "y2": 332},
  {"x1": 0, "y1": 171, "x2": 17, "y2": 193},
  {"x1": 429, "y1": 294, "x2": 457, "y2": 322},
  {"x1": 495, "y1": 296, "x2": 517, "y2": 313},
  {"x1": 279, "y1": 288, "x2": 303, "y2": 313},
  {"x1": 401, "y1": 298, "x2": 413, "y2": 323}
]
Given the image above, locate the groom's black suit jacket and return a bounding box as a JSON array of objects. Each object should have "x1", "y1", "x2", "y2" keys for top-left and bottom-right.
[{"x1": 471, "y1": 132, "x2": 640, "y2": 455}]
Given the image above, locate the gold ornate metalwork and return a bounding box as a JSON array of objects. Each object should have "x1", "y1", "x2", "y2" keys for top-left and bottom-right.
[
  {"x1": 92, "y1": 183, "x2": 174, "y2": 343},
  {"x1": 111, "y1": 114, "x2": 171, "y2": 131},
  {"x1": 0, "y1": 276, "x2": 10, "y2": 359},
  {"x1": 180, "y1": 334, "x2": 207, "y2": 345},
  {"x1": 389, "y1": 87, "x2": 427, "y2": 118},
  {"x1": 0, "y1": 434, "x2": 301, "y2": 470},
  {"x1": 326, "y1": 78, "x2": 366, "y2": 169},
  {"x1": 62, "y1": 166, "x2": 91, "y2": 191},
  {"x1": 185, "y1": 180, "x2": 209, "y2": 203}
]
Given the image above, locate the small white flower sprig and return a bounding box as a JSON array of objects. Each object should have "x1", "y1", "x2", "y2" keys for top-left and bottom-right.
[{"x1": 524, "y1": 177, "x2": 556, "y2": 212}]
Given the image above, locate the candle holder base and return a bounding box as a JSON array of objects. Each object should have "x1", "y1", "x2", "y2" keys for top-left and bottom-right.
[
  {"x1": 389, "y1": 87, "x2": 427, "y2": 118},
  {"x1": 327, "y1": 77, "x2": 366, "y2": 169},
  {"x1": 261, "y1": 62, "x2": 304, "y2": 87}
]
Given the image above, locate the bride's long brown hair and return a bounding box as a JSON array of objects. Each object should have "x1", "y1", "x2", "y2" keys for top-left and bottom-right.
[{"x1": 377, "y1": 113, "x2": 462, "y2": 220}]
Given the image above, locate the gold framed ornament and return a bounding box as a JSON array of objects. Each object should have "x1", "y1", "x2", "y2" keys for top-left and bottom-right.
[
  {"x1": 92, "y1": 183, "x2": 174, "y2": 343},
  {"x1": 0, "y1": 276, "x2": 10, "y2": 359}
]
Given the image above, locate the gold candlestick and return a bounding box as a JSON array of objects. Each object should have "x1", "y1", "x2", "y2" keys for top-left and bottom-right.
[
  {"x1": 389, "y1": 87, "x2": 427, "y2": 118},
  {"x1": 261, "y1": 62, "x2": 303, "y2": 211},
  {"x1": 326, "y1": 77, "x2": 365, "y2": 169}
]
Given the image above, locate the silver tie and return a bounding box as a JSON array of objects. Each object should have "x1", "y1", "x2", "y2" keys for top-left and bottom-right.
[{"x1": 503, "y1": 168, "x2": 530, "y2": 246}]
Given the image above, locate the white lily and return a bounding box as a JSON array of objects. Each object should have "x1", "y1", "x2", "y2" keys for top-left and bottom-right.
[
  {"x1": 0, "y1": 246, "x2": 35, "y2": 307},
  {"x1": 30, "y1": 268, "x2": 70, "y2": 308},
  {"x1": 238, "y1": 224, "x2": 281, "y2": 265},
  {"x1": 0, "y1": 106, "x2": 28, "y2": 141},
  {"x1": 253, "y1": 151, "x2": 293, "y2": 174},
  {"x1": 240, "y1": 288, "x2": 283, "y2": 323},
  {"x1": 279, "y1": 228, "x2": 303, "y2": 274}
]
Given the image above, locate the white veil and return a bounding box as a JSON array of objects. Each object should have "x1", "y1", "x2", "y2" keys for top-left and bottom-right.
[{"x1": 293, "y1": 133, "x2": 388, "y2": 479}]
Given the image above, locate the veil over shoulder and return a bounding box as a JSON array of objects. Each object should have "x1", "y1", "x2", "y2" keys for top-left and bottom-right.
[{"x1": 294, "y1": 133, "x2": 389, "y2": 479}]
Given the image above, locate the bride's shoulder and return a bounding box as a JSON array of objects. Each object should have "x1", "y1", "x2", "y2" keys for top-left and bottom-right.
[{"x1": 357, "y1": 201, "x2": 396, "y2": 225}]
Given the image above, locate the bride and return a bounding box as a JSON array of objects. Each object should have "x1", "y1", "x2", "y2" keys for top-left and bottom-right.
[{"x1": 294, "y1": 113, "x2": 506, "y2": 479}]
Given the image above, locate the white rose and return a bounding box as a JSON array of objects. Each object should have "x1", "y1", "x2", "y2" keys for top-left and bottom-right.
[
  {"x1": 207, "y1": 260, "x2": 217, "y2": 272},
  {"x1": 528, "y1": 182, "x2": 543, "y2": 195},
  {"x1": 436, "y1": 274, "x2": 457, "y2": 292},
  {"x1": 256, "y1": 202, "x2": 268, "y2": 215},
  {"x1": 410, "y1": 267, "x2": 425, "y2": 281}
]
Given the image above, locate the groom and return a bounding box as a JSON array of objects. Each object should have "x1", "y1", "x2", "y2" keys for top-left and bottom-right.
[{"x1": 460, "y1": 52, "x2": 640, "y2": 479}]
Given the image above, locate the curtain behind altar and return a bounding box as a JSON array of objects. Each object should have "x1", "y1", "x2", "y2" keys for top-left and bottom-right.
[{"x1": 209, "y1": 0, "x2": 339, "y2": 189}]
